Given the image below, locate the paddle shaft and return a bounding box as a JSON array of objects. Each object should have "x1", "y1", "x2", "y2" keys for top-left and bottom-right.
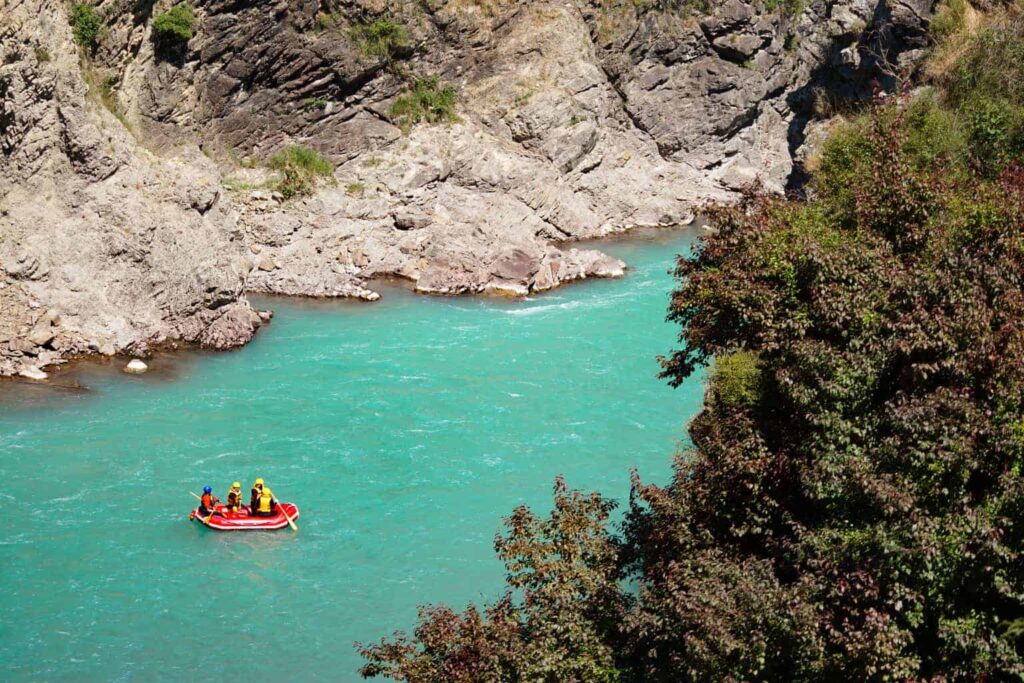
[{"x1": 275, "y1": 496, "x2": 298, "y2": 532}]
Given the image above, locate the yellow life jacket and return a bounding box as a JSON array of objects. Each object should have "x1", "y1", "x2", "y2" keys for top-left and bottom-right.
[{"x1": 257, "y1": 488, "x2": 274, "y2": 513}]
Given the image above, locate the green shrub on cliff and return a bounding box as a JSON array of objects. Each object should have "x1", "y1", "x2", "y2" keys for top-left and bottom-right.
[
  {"x1": 152, "y1": 3, "x2": 196, "y2": 46},
  {"x1": 938, "y1": 20, "x2": 1024, "y2": 174},
  {"x1": 266, "y1": 145, "x2": 334, "y2": 199},
  {"x1": 348, "y1": 17, "x2": 408, "y2": 63},
  {"x1": 315, "y1": 11, "x2": 343, "y2": 31},
  {"x1": 70, "y1": 4, "x2": 102, "y2": 49},
  {"x1": 388, "y1": 77, "x2": 458, "y2": 130},
  {"x1": 900, "y1": 89, "x2": 969, "y2": 170},
  {"x1": 929, "y1": 0, "x2": 969, "y2": 39},
  {"x1": 816, "y1": 7, "x2": 1024, "y2": 193}
]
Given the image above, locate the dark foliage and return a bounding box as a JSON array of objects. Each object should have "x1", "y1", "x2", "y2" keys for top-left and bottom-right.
[
  {"x1": 358, "y1": 478, "x2": 626, "y2": 681},
  {"x1": 360, "y1": 12, "x2": 1024, "y2": 682},
  {"x1": 648, "y1": 112, "x2": 1024, "y2": 676}
]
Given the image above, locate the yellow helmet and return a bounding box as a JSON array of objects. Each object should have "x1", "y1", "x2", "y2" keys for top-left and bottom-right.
[
  {"x1": 231, "y1": 482, "x2": 241, "y2": 489},
  {"x1": 254, "y1": 478, "x2": 264, "y2": 487}
]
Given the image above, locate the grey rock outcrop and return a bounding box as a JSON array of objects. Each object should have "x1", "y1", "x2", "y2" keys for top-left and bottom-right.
[
  {"x1": 1, "y1": 0, "x2": 264, "y2": 377},
  {"x1": 0, "y1": 0, "x2": 936, "y2": 376}
]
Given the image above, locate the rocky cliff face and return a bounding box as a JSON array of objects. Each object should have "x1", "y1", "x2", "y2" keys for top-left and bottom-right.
[{"x1": 0, "y1": 0, "x2": 934, "y2": 376}]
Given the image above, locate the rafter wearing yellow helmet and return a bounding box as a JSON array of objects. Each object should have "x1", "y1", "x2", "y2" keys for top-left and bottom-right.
[
  {"x1": 254, "y1": 482, "x2": 276, "y2": 517},
  {"x1": 225, "y1": 481, "x2": 243, "y2": 512},
  {"x1": 250, "y1": 478, "x2": 265, "y2": 514}
]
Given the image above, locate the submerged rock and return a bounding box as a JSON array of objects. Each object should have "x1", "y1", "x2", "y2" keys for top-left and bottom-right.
[
  {"x1": 592, "y1": 256, "x2": 627, "y2": 279},
  {"x1": 484, "y1": 281, "x2": 531, "y2": 298},
  {"x1": 19, "y1": 366, "x2": 48, "y2": 381},
  {"x1": 124, "y1": 359, "x2": 148, "y2": 374}
]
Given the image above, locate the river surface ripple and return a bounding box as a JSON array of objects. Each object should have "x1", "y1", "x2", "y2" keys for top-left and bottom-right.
[{"x1": 0, "y1": 231, "x2": 705, "y2": 681}]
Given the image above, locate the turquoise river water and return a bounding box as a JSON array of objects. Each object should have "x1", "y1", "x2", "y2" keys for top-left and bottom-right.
[{"x1": 0, "y1": 231, "x2": 704, "y2": 681}]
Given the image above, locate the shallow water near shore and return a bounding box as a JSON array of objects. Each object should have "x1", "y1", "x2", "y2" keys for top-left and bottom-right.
[{"x1": 0, "y1": 230, "x2": 705, "y2": 681}]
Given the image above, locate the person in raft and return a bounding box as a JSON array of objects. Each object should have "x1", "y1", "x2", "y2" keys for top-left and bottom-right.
[
  {"x1": 198, "y1": 486, "x2": 221, "y2": 516},
  {"x1": 225, "y1": 482, "x2": 244, "y2": 513},
  {"x1": 253, "y1": 480, "x2": 278, "y2": 518},
  {"x1": 250, "y1": 478, "x2": 264, "y2": 512}
]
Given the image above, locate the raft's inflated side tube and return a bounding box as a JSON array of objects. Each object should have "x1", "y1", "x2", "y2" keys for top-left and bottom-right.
[{"x1": 190, "y1": 503, "x2": 300, "y2": 531}]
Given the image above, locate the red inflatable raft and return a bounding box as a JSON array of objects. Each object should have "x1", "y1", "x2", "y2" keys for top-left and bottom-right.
[{"x1": 190, "y1": 503, "x2": 299, "y2": 531}]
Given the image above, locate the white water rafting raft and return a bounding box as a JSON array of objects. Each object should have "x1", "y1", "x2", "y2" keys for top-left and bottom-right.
[{"x1": 190, "y1": 503, "x2": 300, "y2": 531}]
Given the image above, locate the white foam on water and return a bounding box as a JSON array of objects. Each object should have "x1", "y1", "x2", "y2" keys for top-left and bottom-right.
[{"x1": 503, "y1": 300, "x2": 583, "y2": 316}]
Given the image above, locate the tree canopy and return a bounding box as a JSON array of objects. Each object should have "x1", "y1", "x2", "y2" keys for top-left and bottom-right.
[{"x1": 359, "y1": 7, "x2": 1024, "y2": 680}]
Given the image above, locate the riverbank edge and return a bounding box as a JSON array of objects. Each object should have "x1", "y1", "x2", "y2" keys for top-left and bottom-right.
[{"x1": 1, "y1": 223, "x2": 705, "y2": 385}]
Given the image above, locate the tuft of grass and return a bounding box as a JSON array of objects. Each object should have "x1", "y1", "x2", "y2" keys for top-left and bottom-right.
[
  {"x1": 303, "y1": 96, "x2": 329, "y2": 111},
  {"x1": 930, "y1": 0, "x2": 970, "y2": 41},
  {"x1": 346, "y1": 182, "x2": 366, "y2": 197},
  {"x1": 82, "y1": 67, "x2": 131, "y2": 130},
  {"x1": 945, "y1": 22, "x2": 1024, "y2": 107},
  {"x1": 925, "y1": 0, "x2": 981, "y2": 83},
  {"x1": 266, "y1": 145, "x2": 334, "y2": 199},
  {"x1": 810, "y1": 86, "x2": 858, "y2": 120},
  {"x1": 348, "y1": 16, "x2": 408, "y2": 63},
  {"x1": 389, "y1": 76, "x2": 458, "y2": 130},
  {"x1": 34, "y1": 46, "x2": 51, "y2": 62},
  {"x1": 99, "y1": 75, "x2": 127, "y2": 124},
  {"x1": 71, "y1": 4, "x2": 103, "y2": 49},
  {"x1": 315, "y1": 11, "x2": 343, "y2": 31},
  {"x1": 152, "y1": 3, "x2": 196, "y2": 46},
  {"x1": 901, "y1": 88, "x2": 969, "y2": 171},
  {"x1": 222, "y1": 177, "x2": 269, "y2": 192}
]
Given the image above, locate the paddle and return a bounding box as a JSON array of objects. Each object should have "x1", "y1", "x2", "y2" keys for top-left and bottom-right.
[{"x1": 273, "y1": 493, "x2": 299, "y2": 532}]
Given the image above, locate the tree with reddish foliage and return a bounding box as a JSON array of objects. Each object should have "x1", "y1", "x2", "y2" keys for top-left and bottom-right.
[
  {"x1": 359, "y1": 477, "x2": 626, "y2": 681},
  {"x1": 361, "y1": 14, "x2": 1024, "y2": 680},
  {"x1": 639, "y1": 103, "x2": 1024, "y2": 678}
]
